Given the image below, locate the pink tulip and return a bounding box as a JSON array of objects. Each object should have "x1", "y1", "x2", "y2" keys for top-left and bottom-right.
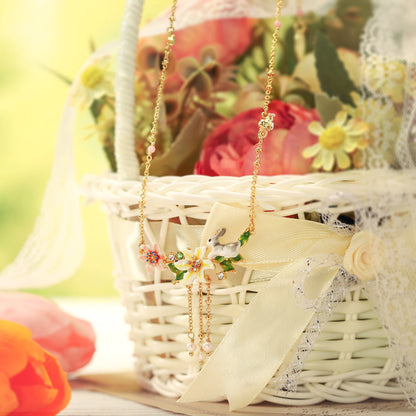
[{"x1": 0, "y1": 292, "x2": 95, "y2": 373}]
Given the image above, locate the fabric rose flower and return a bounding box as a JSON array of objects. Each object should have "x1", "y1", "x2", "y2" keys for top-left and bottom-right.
[
  {"x1": 343, "y1": 231, "x2": 384, "y2": 281},
  {"x1": 0, "y1": 320, "x2": 71, "y2": 415},
  {"x1": 142, "y1": 15, "x2": 254, "y2": 66},
  {"x1": 194, "y1": 100, "x2": 319, "y2": 176},
  {"x1": 174, "y1": 17, "x2": 255, "y2": 65},
  {"x1": 0, "y1": 293, "x2": 95, "y2": 373}
]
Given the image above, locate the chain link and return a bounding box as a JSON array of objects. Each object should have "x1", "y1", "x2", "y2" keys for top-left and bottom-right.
[
  {"x1": 248, "y1": 0, "x2": 283, "y2": 235},
  {"x1": 138, "y1": 0, "x2": 178, "y2": 247},
  {"x1": 138, "y1": 0, "x2": 283, "y2": 241}
]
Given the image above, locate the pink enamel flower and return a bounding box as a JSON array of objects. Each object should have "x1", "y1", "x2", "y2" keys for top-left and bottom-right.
[{"x1": 139, "y1": 244, "x2": 166, "y2": 272}]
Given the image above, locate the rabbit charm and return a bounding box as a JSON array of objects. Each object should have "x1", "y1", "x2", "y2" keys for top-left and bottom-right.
[{"x1": 207, "y1": 228, "x2": 241, "y2": 259}]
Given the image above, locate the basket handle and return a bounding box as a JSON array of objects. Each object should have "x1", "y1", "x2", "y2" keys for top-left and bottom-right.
[{"x1": 114, "y1": 0, "x2": 145, "y2": 180}]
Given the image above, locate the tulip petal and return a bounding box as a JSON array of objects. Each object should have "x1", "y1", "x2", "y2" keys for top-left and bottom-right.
[
  {"x1": 0, "y1": 373, "x2": 18, "y2": 415},
  {"x1": 0, "y1": 294, "x2": 95, "y2": 373}
]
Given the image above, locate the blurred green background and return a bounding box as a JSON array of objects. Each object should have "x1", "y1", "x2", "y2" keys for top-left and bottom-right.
[{"x1": 0, "y1": 0, "x2": 170, "y2": 296}]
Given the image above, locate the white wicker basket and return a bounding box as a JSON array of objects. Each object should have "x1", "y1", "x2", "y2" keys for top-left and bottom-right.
[{"x1": 82, "y1": 0, "x2": 406, "y2": 407}]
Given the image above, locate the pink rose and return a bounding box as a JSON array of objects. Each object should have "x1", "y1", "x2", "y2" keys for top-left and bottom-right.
[
  {"x1": 0, "y1": 292, "x2": 95, "y2": 373},
  {"x1": 194, "y1": 100, "x2": 319, "y2": 176}
]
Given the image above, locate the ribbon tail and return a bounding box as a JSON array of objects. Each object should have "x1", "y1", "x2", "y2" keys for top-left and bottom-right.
[{"x1": 179, "y1": 262, "x2": 338, "y2": 410}]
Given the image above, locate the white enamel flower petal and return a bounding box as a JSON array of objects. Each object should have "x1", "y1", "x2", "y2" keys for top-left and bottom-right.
[{"x1": 175, "y1": 260, "x2": 189, "y2": 271}]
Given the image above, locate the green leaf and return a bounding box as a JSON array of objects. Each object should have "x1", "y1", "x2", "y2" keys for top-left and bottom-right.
[
  {"x1": 239, "y1": 231, "x2": 251, "y2": 246},
  {"x1": 214, "y1": 256, "x2": 225, "y2": 263},
  {"x1": 103, "y1": 144, "x2": 117, "y2": 172},
  {"x1": 281, "y1": 26, "x2": 297, "y2": 75},
  {"x1": 168, "y1": 263, "x2": 181, "y2": 274},
  {"x1": 231, "y1": 254, "x2": 242, "y2": 262},
  {"x1": 141, "y1": 109, "x2": 208, "y2": 176},
  {"x1": 220, "y1": 260, "x2": 235, "y2": 273},
  {"x1": 175, "y1": 271, "x2": 186, "y2": 281},
  {"x1": 314, "y1": 31, "x2": 357, "y2": 106},
  {"x1": 315, "y1": 93, "x2": 344, "y2": 126}
]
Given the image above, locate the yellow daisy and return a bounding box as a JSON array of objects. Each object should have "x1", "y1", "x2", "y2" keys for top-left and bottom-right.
[
  {"x1": 302, "y1": 111, "x2": 368, "y2": 172},
  {"x1": 72, "y1": 56, "x2": 114, "y2": 110},
  {"x1": 175, "y1": 247, "x2": 214, "y2": 284}
]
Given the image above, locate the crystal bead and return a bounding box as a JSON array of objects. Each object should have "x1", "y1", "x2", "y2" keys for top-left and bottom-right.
[
  {"x1": 217, "y1": 272, "x2": 225, "y2": 280},
  {"x1": 168, "y1": 254, "x2": 175, "y2": 262},
  {"x1": 202, "y1": 342, "x2": 214, "y2": 353}
]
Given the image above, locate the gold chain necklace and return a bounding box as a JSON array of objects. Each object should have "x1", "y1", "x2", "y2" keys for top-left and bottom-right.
[{"x1": 138, "y1": 0, "x2": 283, "y2": 363}]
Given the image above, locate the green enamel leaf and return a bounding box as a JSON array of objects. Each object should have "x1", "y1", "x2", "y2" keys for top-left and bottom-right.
[
  {"x1": 221, "y1": 260, "x2": 235, "y2": 272},
  {"x1": 175, "y1": 271, "x2": 186, "y2": 281},
  {"x1": 168, "y1": 263, "x2": 181, "y2": 274},
  {"x1": 314, "y1": 31, "x2": 357, "y2": 106},
  {"x1": 215, "y1": 256, "x2": 225, "y2": 263},
  {"x1": 239, "y1": 231, "x2": 251, "y2": 246},
  {"x1": 231, "y1": 254, "x2": 242, "y2": 262}
]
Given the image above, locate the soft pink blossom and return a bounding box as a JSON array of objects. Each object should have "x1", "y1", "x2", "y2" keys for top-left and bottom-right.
[
  {"x1": 139, "y1": 244, "x2": 166, "y2": 273},
  {"x1": 0, "y1": 292, "x2": 95, "y2": 373}
]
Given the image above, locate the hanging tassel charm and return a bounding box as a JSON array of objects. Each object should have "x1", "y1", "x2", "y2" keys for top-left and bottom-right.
[{"x1": 186, "y1": 284, "x2": 196, "y2": 356}]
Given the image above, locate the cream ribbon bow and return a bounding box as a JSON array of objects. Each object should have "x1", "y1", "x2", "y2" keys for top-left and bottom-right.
[{"x1": 179, "y1": 203, "x2": 381, "y2": 410}]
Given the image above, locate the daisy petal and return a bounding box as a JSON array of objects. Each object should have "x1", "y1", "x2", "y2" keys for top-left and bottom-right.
[
  {"x1": 344, "y1": 138, "x2": 358, "y2": 153},
  {"x1": 335, "y1": 150, "x2": 351, "y2": 170},
  {"x1": 334, "y1": 111, "x2": 348, "y2": 126},
  {"x1": 302, "y1": 143, "x2": 321, "y2": 158},
  {"x1": 349, "y1": 121, "x2": 369, "y2": 136},
  {"x1": 322, "y1": 150, "x2": 335, "y2": 172},
  {"x1": 312, "y1": 151, "x2": 324, "y2": 169},
  {"x1": 308, "y1": 121, "x2": 324, "y2": 136}
]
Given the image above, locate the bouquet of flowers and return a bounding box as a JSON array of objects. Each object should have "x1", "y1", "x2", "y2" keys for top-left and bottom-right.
[{"x1": 73, "y1": 0, "x2": 406, "y2": 178}]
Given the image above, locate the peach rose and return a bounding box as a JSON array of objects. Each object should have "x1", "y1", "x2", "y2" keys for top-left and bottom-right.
[{"x1": 343, "y1": 231, "x2": 384, "y2": 281}]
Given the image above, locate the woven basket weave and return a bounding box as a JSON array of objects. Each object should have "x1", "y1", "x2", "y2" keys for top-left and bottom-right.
[
  {"x1": 82, "y1": 0, "x2": 405, "y2": 406},
  {"x1": 83, "y1": 171, "x2": 405, "y2": 405}
]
